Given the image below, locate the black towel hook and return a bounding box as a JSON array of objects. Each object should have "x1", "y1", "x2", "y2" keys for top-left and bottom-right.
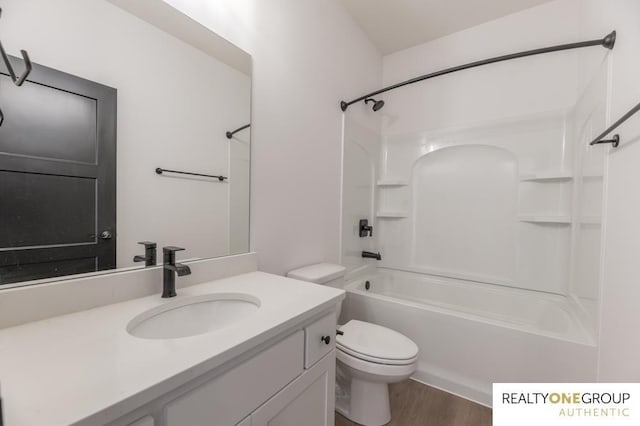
[{"x1": 0, "y1": 8, "x2": 33, "y2": 87}]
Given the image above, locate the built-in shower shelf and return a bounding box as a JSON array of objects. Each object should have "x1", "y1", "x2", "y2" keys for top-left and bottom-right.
[
  {"x1": 519, "y1": 171, "x2": 573, "y2": 182},
  {"x1": 376, "y1": 179, "x2": 408, "y2": 187},
  {"x1": 518, "y1": 215, "x2": 572, "y2": 224},
  {"x1": 376, "y1": 211, "x2": 409, "y2": 218}
]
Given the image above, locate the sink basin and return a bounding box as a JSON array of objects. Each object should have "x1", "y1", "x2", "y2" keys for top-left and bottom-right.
[{"x1": 127, "y1": 293, "x2": 260, "y2": 339}]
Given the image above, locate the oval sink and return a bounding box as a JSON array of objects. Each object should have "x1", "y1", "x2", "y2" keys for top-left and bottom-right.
[{"x1": 127, "y1": 293, "x2": 260, "y2": 339}]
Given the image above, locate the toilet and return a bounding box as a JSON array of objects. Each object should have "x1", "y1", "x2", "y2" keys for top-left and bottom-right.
[{"x1": 287, "y1": 263, "x2": 419, "y2": 426}]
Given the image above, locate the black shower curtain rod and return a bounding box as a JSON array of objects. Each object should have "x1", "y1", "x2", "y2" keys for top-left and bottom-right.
[{"x1": 340, "y1": 31, "x2": 617, "y2": 112}]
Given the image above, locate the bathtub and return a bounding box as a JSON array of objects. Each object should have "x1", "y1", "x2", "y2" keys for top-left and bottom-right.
[{"x1": 342, "y1": 267, "x2": 598, "y2": 406}]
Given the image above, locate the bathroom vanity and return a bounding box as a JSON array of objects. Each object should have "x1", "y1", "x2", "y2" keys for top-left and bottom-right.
[{"x1": 0, "y1": 255, "x2": 344, "y2": 426}]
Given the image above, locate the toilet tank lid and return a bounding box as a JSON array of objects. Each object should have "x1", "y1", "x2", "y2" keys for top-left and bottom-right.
[{"x1": 287, "y1": 263, "x2": 347, "y2": 284}]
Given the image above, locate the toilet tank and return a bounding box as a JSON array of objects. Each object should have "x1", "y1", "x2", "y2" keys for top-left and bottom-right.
[
  {"x1": 287, "y1": 263, "x2": 347, "y2": 288},
  {"x1": 287, "y1": 263, "x2": 347, "y2": 323}
]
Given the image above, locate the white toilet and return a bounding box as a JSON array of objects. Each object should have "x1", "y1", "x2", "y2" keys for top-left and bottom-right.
[{"x1": 287, "y1": 263, "x2": 419, "y2": 426}]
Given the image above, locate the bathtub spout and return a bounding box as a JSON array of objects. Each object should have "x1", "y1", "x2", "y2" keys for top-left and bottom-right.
[{"x1": 362, "y1": 251, "x2": 382, "y2": 260}]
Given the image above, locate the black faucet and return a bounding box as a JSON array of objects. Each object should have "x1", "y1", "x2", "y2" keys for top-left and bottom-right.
[
  {"x1": 362, "y1": 251, "x2": 382, "y2": 260},
  {"x1": 162, "y1": 246, "x2": 192, "y2": 298},
  {"x1": 133, "y1": 241, "x2": 157, "y2": 266}
]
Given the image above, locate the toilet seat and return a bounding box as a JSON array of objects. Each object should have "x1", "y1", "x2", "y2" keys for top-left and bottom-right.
[
  {"x1": 338, "y1": 344, "x2": 419, "y2": 365},
  {"x1": 336, "y1": 348, "x2": 418, "y2": 379},
  {"x1": 336, "y1": 320, "x2": 419, "y2": 366}
]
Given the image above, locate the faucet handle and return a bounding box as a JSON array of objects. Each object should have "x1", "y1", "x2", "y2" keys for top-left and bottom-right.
[
  {"x1": 134, "y1": 241, "x2": 157, "y2": 266},
  {"x1": 162, "y1": 246, "x2": 186, "y2": 265},
  {"x1": 163, "y1": 246, "x2": 185, "y2": 253}
]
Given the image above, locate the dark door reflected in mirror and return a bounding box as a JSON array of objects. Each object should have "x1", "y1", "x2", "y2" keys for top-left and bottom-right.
[
  {"x1": 0, "y1": 0, "x2": 251, "y2": 288},
  {"x1": 0, "y1": 62, "x2": 116, "y2": 284}
]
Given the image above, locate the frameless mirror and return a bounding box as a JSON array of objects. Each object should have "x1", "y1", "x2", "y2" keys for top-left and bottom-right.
[{"x1": 0, "y1": 0, "x2": 251, "y2": 287}]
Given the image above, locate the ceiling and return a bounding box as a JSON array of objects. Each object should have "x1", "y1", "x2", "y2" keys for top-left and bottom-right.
[{"x1": 340, "y1": 0, "x2": 555, "y2": 55}]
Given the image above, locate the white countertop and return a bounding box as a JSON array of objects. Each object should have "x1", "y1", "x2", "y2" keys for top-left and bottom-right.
[{"x1": 0, "y1": 271, "x2": 344, "y2": 426}]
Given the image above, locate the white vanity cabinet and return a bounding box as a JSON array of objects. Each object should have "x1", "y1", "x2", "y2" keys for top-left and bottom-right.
[
  {"x1": 113, "y1": 311, "x2": 338, "y2": 426},
  {"x1": 164, "y1": 331, "x2": 305, "y2": 426}
]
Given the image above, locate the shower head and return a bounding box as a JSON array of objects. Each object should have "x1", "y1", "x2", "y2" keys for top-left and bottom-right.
[{"x1": 364, "y1": 97, "x2": 385, "y2": 112}]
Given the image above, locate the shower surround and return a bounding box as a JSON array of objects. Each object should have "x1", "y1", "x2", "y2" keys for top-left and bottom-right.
[{"x1": 340, "y1": 0, "x2": 611, "y2": 405}]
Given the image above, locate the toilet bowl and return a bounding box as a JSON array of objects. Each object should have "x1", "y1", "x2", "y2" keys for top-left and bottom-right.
[
  {"x1": 287, "y1": 264, "x2": 419, "y2": 426},
  {"x1": 335, "y1": 320, "x2": 418, "y2": 425}
]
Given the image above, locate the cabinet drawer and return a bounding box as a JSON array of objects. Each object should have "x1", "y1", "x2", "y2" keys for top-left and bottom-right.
[
  {"x1": 304, "y1": 312, "x2": 337, "y2": 368},
  {"x1": 165, "y1": 331, "x2": 304, "y2": 426}
]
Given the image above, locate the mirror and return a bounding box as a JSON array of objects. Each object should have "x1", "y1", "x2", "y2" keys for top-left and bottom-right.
[{"x1": 0, "y1": 0, "x2": 251, "y2": 287}]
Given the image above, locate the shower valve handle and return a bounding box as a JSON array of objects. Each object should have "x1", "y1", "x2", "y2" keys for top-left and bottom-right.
[{"x1": 359, "y1": 219, "x2": 373, "y2": 237}]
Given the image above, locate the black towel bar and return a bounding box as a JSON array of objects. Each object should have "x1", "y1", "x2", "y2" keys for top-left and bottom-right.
[
  {"x1": 155, "y1": 168, "x2": 227, "y2": 182},
  {"x1": 589, "y1": 101, "x2": 640, "y2": 147}
]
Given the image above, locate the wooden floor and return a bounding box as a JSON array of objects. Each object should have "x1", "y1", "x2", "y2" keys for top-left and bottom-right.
[{"x1": 335, "y1": 379, "x2": 492, "y2": 426}]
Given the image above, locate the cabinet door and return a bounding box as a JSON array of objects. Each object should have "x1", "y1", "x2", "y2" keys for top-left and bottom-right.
[
  {"x1": 251, "y1": 350, "x2": 335, "y2": 426},
  {"x1": 164, "y1": 331, "x2": 303, "y2": 426}
]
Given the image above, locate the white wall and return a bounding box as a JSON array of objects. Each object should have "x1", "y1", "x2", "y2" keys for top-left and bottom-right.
[
  {"x1": 576, "y1": 0, "x2": 640, "y2": 381},
  {"x1": 160, "y1": 0, "x2": 383, "y2": 275},
  {"x1": 381, "y1": 0, "x2": 589, "y2": 135},
  {"x1": 0, "y1": 0, "x2": 251, "y2": 267}
]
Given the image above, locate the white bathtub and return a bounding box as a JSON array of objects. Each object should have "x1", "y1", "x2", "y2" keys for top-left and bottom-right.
[{"x1": 342, "y1": 268, "x2": 598, "y2": 406}]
